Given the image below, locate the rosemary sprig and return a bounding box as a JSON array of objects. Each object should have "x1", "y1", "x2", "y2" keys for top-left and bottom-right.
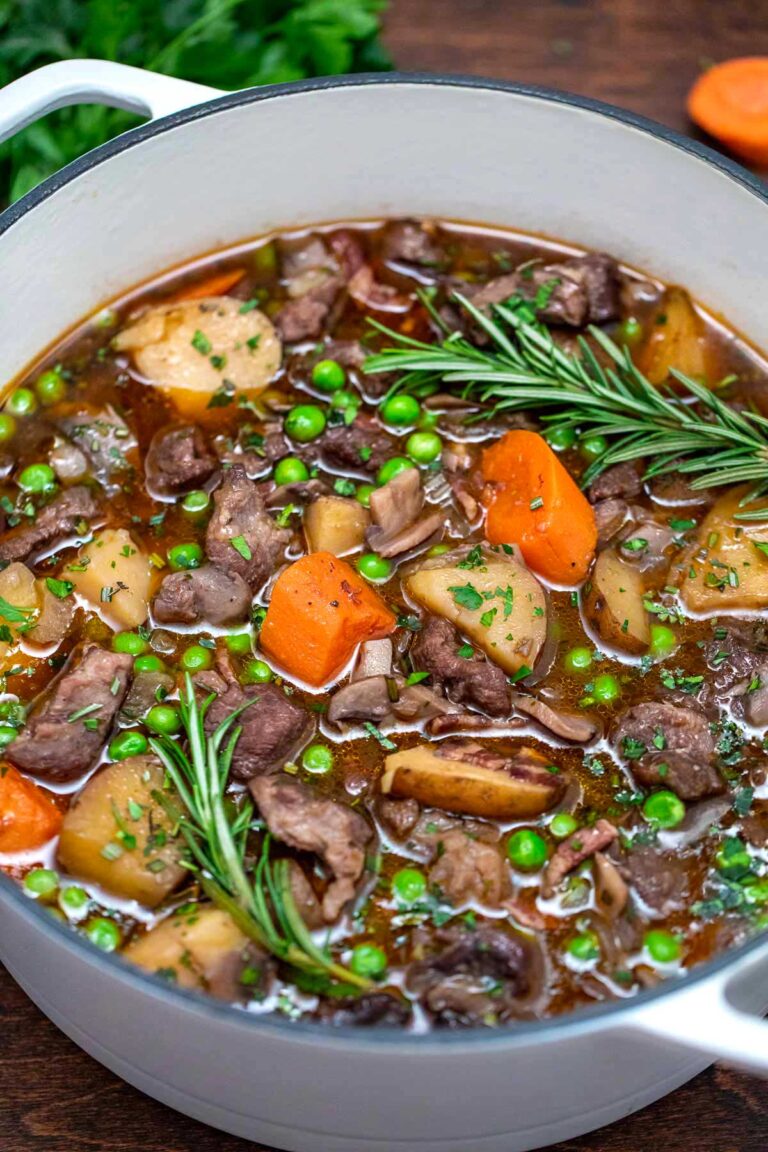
[
  {"x1": 150, "y1": 675, "x2": 370, "y2": 991},
  {"x1": 364, "y1": 293, "x2": 768, "y2": 516}
]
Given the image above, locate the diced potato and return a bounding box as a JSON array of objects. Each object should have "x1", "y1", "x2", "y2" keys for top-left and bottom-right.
[
  {"x1": 583, "y1": 548, "x2": 650, "y2": 654},
  {"x1": 637, "y1": 287, "x2": 710, "y2": 386},
  {"x1": 679, "y1": 487, "x2": 768, "y2": 613},
  {"x1": 57, "y1": 756, "x2": 186, "y2": 907},
  {"x1": 0, "y1": 562, "x2": 37, "y2": 667},
  {"x1": 124, "y1": 904, "x2": 267, "y2": 999},
  {"x1": 27, "y1": 578, "x2": 75, "y2": 647},
  {"x1": 69, "y1": 528, "x2": 153, "y2": 629},
  {"x1": 405, "y1": 547, "x2": 547, "y2": 675},
  {"x1": 381, "y1": 743, "x2": 563, "y2": 819},
  {"x1": 114, "y1": 297, "x2": 281, "y2": 417},
  {"x1": 304, "y1": 496, "x2": 369, "y2": 556}
]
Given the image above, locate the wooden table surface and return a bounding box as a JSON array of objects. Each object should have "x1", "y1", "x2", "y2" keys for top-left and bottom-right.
[{"x1": 2, "y1": 1, "x2": 767, "y2": 1149}]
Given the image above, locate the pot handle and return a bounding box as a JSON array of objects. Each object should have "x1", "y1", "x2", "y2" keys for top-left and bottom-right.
[
  {"x1": 630, "y1": 937, "x2": 768, "y2": 1075},
  {"x1": 0, "y1": 59, "x2": 222, "y2": 146}
]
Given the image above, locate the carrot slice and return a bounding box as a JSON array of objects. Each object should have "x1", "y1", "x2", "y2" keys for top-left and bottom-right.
[
  {"x1": 0, "y1": 763, "x2": 63, "y2": 853},
  {"x1": 169, "y1": 268, "x2": 246, "y2": 303},
  {"x1": 260, "y1": 552, "x2": 397, "y2": 687},
  {"x1": 482, "y1": 430, "x2": 597, "y2": 585},
  {"x1": 688, "y1": 58, "x2": 768, "y2": 164}
]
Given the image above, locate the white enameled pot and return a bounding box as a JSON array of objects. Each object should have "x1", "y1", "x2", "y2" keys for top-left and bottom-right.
[{"x1": 0, "y1": 60, "x2": 766, "y2": 1152}]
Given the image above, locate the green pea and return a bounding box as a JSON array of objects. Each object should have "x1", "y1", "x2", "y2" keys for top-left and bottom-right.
[
  {"x1": 356, "y1": 553, "x2": 393, "y2": 582},
  {"x1": 350, "y1": 942, "x2": 388, "y2": 980},
  {"x1": 329, "y1": 389, "x2": 359, "y2": 411},
  {"x1": 134, "y1": 654, "x2": 165, "y2": 674},
  {"x1": 145, "y1": 705, "x2": 181, "y2": 736},
  {"x1": 274, "y1": 457, "x2": 309, "y2": 486},
  {"x1": 406, "y1": 431, "x2": 443, "y2": 464},
  {"x1": 426, "y1": 543, "x2": 451, "y2": 558},
  {"x1": 85, "y1": 916, "x2": 122, "y2": 952},
  {"x1": 579, "y1": 434, "x2": 608, "y2": 462},
  {"x1": 225, "y1": 632, "x2": 252, "y2": 656},
  {"x1": 566, "y1": 932, "x2": 600, "y2": 962},
  {"x1": 35, "y1": 368, "x2": 67, "y2": 406},
  {"x1": 714, "y1": 837, "x2": 752, "y2": 880},
  {"x1": 545, "y1": 425, "x2": 577, "y2": 452},
  {"x1": 301, "y1": 743, "x2": 334, "y2": 775},
  {"x1": 24, "y1": 868, "x2": 59, "y2": 898},
  {"x1": 649, "y1": 624, "x2": 677, "y2": 659},
  {"x1": 377, "y1": 456, "x2": 413, "y2": 486},
  {"x1": 284, "y1": 404, "x2": 327, "y2": 443},
  {"x1": 6, "y1": 387, "x2": 37, "y2": 418},
  {"x1": 380, "y1": 394, "x2": 421, "y2": 426},
  {"x1": 391, "y1": 867, "x2": 427, "y2": 905},
  {"x1": 356, "y1": 484, "x2": 375, "y2": 508},
  {"x1": 181, "y1": 490, "x2": 210, "y2": 514},
  {"x1": 417, "y1": 409, "x2": 439, "y2": 430},
  {"x1": 549, "y1": 813, "x2": 579, "y2": 840},
  {"x1": 644, "y1": 929, "x2": 682, "y2": 964},
  {"x1": 109, "y1": 730, "x2": 149, "y2": 761},
  {"x1": 0, "y1": 725, "x2": 17, "y2": 749},
  {"x1": 113, "y1": 631, "x2": 149, "y2": 656},
  {"x1": 59, "y1": 885, "x2": 90, "y2": 918},
  {"x1": 168, "y1": 542, "x2": 203, "y2": 571},
  {"x1": 0, "y1": 413, "x2": 17, "y2": 442},
  {"x1": 241, "y1": 659, "x2": 273, "y2": 684},
  {"x1": 312, "y1": 358, "x2": 346, "y2": 393},
  {"x1": 564, "y1": 646, "x2": 593, "y2": 673},
  {"x1": 181, "y1": 644, "x2": 214, "y2": 672},
  {"x1": 253, "y1": 242, "x2": 277, "y2": 275},
  {"x1": 18, "y1": 462, "x2": 56, "y2": 493},
  {"x1": 619, "y1": 317, "x2": 643, "y2": 346},
  {"x1": 592, "y1": 673, "x2": 621, "y2": 704},
  {"x1": 642, "y1": 790, "x2": 686, "y2": 829},
  {"x1": 507, "y1": 828, "x2": 549, "y2": 871}
]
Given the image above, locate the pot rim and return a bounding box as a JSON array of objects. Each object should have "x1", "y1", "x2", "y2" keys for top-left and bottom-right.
[{"x1": 1, "y1": 69, "x2": 766, "y2": 1050}]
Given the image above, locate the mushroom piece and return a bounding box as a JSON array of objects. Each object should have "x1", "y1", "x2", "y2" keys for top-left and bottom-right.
[
  {"x1": 592, "y1": 852, "x2": 629, "y2": 920},
  {"x1": 367, "y1": 467, "x2": 443, "y2": 558},
  {"x1": 511, "y1": 693, "x2": 598, "y2": 743}
]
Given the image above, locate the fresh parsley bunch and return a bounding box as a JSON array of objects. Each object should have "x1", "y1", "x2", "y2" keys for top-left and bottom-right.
[{"x1": 0, "y1": 0, "x2": 390, "y2": 204}]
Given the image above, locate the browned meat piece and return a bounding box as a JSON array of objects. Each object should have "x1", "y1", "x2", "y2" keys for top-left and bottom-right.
[
  {"x1": 60, "y1": 405, "x2": 137, "y2": 490},
  {"x1": 348, "y1": 265, "x2": 412, "y2": 312},
  {"x1": 408, "y1": 925, "x2": 538, "y2": 1027},
  {"x1": 429, "y1": 830, "x2": 506, "y2": 906},
  {"x1": 470, "y1": 253, "x2": 620, "y2": 329},
  {"x1": 205, "y1": 465, "x2": 291, "y2": 590},
  {"x1": 249, "y1": 775, "x2": 372, "y2": 921},
  {"x1": 316, "y1": 993, "x2": 412, "y2": 1028},
  {"x1": 7, "y1": 645, "x2": 131, "y2": 783},
  {"x1": 153, "y1": 565, "x2": 251, "y2": 627},
  {"x1": 367, "y1": 467, "x2": 444, "y2": 557},
  {"x1": 145, "y1": 424, "x2": 216, "y2": 496},
  {"x1": 328, "y1": 229, "x2": 366, "y2": 279},
  {"x1": 542, "y1": 819, "x2": 618, "y2": 896},
  {"x1": 411, "y1": 616, "x2": 511, "y2": 717},
  {"x1": 375, "y1": 796, "x2": 421, "y2": 841},
  {"x1": 741, "y1": 801, "x2": 768, "y2": 848},
  {"x1": 566, "y1": 253, "x2": 622, "y2": 322},
  {"x1": 381, "y1": 220, "x2": 445, "y2": 268},
  {"x1": 261, "y1": 430, "x2": 289, "y2": 464},
  {"x1": 275, "y1": 290, "x2": 336, "y2": 342},
  {"x1": 120, "y1": 669, "x2": 174, "y2": 721},
  {"x1": 0, "y1": 486, "x2": 98, "y2": 563},
  {"x1": 197, "y1": 664, "x2": 313, "y2": 782},
  {"x1": 614, "y1": 702, "x2": 724, "y2": 800},
  {"x1": 588, "y1": 462, "x2": 643, "y2": 503},
  {"x1": 593, "y1": 498, "x2": 631, "y2": 546},
  {"x1": 511, "y1": 693, "x2": 598, "y2": 743},
  {"x1": 313, "y1": 416, "x2": 395, "y2": 475},
  {"x1": 624, "y1": 847, "x2": 689, "y2": 915},
  {"x1": 287, "y1": 861, "x2": 324, "y2": 929},
  {"x1": 279, "y1": 235, "x2": 332, "y2": 280}
]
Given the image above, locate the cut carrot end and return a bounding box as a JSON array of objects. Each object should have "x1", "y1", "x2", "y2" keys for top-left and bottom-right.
[{"x1": 688, "y1": 58, "x2": 768, "y2": 163}]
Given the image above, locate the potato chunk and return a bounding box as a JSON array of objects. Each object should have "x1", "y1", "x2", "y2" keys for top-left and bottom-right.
[
  {"x1": 679, "y1": 488, "x2": 768, "y2": 613},
  {"x1": 28, "y1": 578, "x2": 75, "y2": 647},
  {"x1": 57, "y1": 756, "x2": 186, "y2": 907},
  {"x1": 637, "y1": 287, "x2": 710, "y2": 386},
  {"x1": 381, "y1": 742, "x2": 563, "y2": 819},
  {"x1": 0, "y1": 562, "x2": 37, "y2": 666},
  {"x1": 405, "y1": 547, "x2": 547, "y2": 675},
  {"x1": 124, "y1": 904, "x2": 268, "y2": 999},
  {"x1": 69, "y1": 528, "x2": 153, "y2": 629},
  {"x1": 304, "y1": 496, "x2": 369, "y2": 556},
  {"x1": 583, "y1": 548, "x2": 650, "y2": 654},
  {"x1": 114, "y1": 297, "x2": 281, "y2": 416}
]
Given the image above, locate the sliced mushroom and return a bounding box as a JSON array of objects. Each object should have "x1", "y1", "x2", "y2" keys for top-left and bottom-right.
[
  {"x1": 593, "y1": 852, "x2": 629, "y2": 920},
  {"x1": 367, "y1": 467, "x2": 443, "y2": 557},
  {"x1": 353, "y1": 638, "x2": 393, "y2": 680},
  {"x1": 511, "y1": 693, "x2": 598, "y2": 743}
]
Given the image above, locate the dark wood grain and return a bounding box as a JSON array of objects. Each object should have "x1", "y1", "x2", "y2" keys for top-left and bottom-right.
[{"x1": 2, "y1": 2, "x2": 767, "y2": 1149}]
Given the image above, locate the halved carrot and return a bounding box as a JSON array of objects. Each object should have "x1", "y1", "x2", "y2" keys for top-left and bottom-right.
[
  {"x1": 260, "y1": 552, "x2": 397, "y2": 687},
  {"x1": 688, "y1": 58, "x2": 768, "y2": 164},
  {"x1": 169, "y1": 268, "x2": 247, "y2": 303},
  {"x1": 0, "y1": 763, "x2": 63, "y2": 853},
  {"x1": 482, "y1": 430, "x2": 597, "y2": 585}
]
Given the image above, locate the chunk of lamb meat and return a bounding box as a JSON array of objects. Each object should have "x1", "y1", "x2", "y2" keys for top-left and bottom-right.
[
  {"x1": 587, "y1": 462, "x2": 643, "y2": 503},
  {"x1": 542, "y1": 819, "x2": 618, "y2": 897},
  {"x1": 249, "y1": 775, "x2": 372, "y2": 921},
  {"x1": 411, "y1": 616, "x2": 511, "y2": 717},
  {"x1": 375, "y1": 796, "x2": 421, "y2": 841},
  {"x1": 316, "y1": 993, "x2": 412, "y2": 1028},
  {"x1": 381, "y1": 220, "x2": 445, "y2": 268},
  {"x1": 313, "y1": 416, "x2": 394, "y2": 475},
  {"x1": 153, "y1": 565, "x2": 252, "y2": 627},
  {"x1": 741, "y1": 801, "x2": 768, "y2": 848},
  {"x1": 274, "y1": 237, "x2": 344, "y2": 342},
  {"x1": 0, "y1": 486, "x2": 98, "y2": 563},
  {"x1": 623, "y1": 847, "x2": 689, "y2": 916},
  {"x1": 471, "y1": 253, "x2": 620, "y2": 328},
  {"x1": 614, "y1": 702, "x2": 724, "y2": 800},
  {"x1": 7, "y1": 644, "x2": 131, "y2": 783},
  {"x1": 205, "y1": 465, "x2": 291, "y2": 590},
  {"x1": 196, "y1": 664, "x2": 313, "y2": 782},
  {"x1": 367, "y1": 467, "x2": 445, "y2": 558},
  {"x1": 593, "y1": 498, "x2": 631, "y2": 547},
  {"x1": 408, "y1": 925, "x2": 538, "y2": 1027},
  {"x1": 429, "y1": 829, "x2": 507, "y2": 907},
  {"x1": 121, "y1": 669, "x2": 175, "y2": 721},
  {"x1": 145, "y1": 424, "x2": 216, "y2": 496}
]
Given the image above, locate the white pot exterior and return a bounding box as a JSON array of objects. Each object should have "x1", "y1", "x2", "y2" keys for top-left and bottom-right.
[{"x1": 0, "y1": 69, "x2": 767, "y2": 1151}]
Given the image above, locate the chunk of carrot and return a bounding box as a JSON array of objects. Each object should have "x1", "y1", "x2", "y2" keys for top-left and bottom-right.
[
  {"x1": 169, "y1": 268, "x2": 246, "y2": 303},
  {"x1": 260, "y1": 552, "x2": 397, "y2": 687},
  {"x1": 688, "y1": 58, "x2": 768, "y2": 165},
  {"x1": 482, "y1": 430, "x2": 596, "y2": 585},
  {"x1": 0, "y1": 763, "x2": 63, "y2": 854}
]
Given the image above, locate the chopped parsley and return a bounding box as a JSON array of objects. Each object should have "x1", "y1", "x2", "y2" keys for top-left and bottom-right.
[{"x1": 231, "y1": 535, "x2": 253, "y2": 561}]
